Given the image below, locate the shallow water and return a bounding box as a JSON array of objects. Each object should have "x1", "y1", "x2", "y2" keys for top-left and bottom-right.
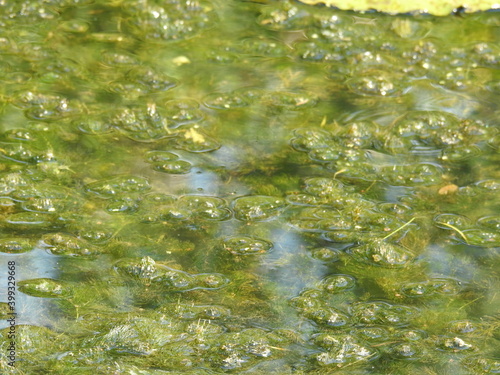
[{"x1": 0, "y1": 0, "x2": 499, "y2": 374}]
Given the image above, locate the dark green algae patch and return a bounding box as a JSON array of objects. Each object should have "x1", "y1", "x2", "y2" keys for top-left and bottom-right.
[{"x1": 0, "y1": 0, "x2": 500, "y2": 374}]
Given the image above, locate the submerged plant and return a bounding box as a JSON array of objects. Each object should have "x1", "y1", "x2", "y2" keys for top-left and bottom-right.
[{"x1": 0, "y1": 0, "x2": 498, "y2": 373}]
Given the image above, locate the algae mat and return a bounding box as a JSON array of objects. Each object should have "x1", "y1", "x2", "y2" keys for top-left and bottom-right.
[
  {"x1": 0, "y1": 0, "x2": 499, "y2": 374},
  {"x1": 298, "y1": 0, "x2": 500, "y2": 15}
]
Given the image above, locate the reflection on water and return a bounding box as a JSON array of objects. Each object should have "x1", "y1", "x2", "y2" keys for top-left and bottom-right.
[
  {"x1": 0, "y1": 0, "x2": 499, "y2": 373},
  {"x1": 0, "y1": 247, "x2": 58, "y2": 329}
]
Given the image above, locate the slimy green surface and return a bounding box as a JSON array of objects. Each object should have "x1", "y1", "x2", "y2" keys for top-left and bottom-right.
[
  {"x1": 298, "y1": 0, "x2": 500, "y2": 15},
  {"x1": 0, "y1": 0, "x2": 499, "y2": 374}
]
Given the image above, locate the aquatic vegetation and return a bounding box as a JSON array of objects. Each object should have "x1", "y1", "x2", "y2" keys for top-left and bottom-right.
[
  {"x1": 41, "y1": 232, "x2": 101, "y2": 257},
  {"x1": 233, "y1": 195, "x2": 286, "y2": 221},
  {"x1": 312, "y1": 333, "x2": 379, "y2": 367},
  {"x1": 145, "y1": 151, "x2": 192, "y2": 174},
  {"x1": 114, "y1": 256, "x2": 229, "y2": 291},
  {"x1": 350, "y1": 301, "x2": 419, "y2": 327},
  {"x1": 309, "y1": 246, "x2": 341, "y2": 262},
  {"x1": 85, "y1": 175, "x2": 151, "y2": 197},
  {"x1": 297, "y1": 0, "x2": 500, "y2": 16},
  {"x1": 0, "y1": 0, "x2": 499, "y2": 373},
  {"x1": 222, "y1": 236, "x2": 273, "y2": 256},
  {"x1": 109, "y1": 105, "x2": 177, "y2": 142},
  {"x1": 4, "y1": 211, "x2": 59, "y2": 231},
  {"x1": 319, "y1": 274, "x2": 357, "y2": 293},
  {"x1": 0, "y1": 238, "x2": 34, "y2": 254},
  {"x1": 204, "y1": 91, "x2": 250, "y2": 110},
  {"x1": 400, "y1": 277, "x2": 464, "y2": 297},
  {"x1": 125, "y1": 0, "x2": 217, "y2": 42},
  {"x1": 348, "y1": 240, "x2": 415, "y2": 267},
  {"x1": 18, "y1": 278, "x2": 73, "y2": 299}
]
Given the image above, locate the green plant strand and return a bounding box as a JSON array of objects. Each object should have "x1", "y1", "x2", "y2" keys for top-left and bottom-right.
[
  {"x1": 436, "y1": 222, "x2": 469, "y2": 244},
  {"x1": 382, "y1": 217, "x2": 416, "y2": 241}
]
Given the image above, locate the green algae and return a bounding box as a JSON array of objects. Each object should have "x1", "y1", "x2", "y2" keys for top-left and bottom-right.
[
  {"x1": 297, "y1": 0, "x2": 500, "y2": 16},
  {"x1": 0, "y1": 0, "x2": 499, "y2": 374}
]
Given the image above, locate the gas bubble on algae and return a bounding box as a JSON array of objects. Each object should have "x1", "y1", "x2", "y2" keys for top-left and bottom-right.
[
  {"x1": 109, "y1": 105, "x2": 178, "y2": 142},
  {"x1": 232, "y1": 195, "x2": 286, "y2": 221},
  {"x1": 222, "y1": 236, "x2": 273, "y2": 256},
  {"x1": 0, "y1": 142, "x2": 55, "y2": 164},
  {"x1": 347, "y1": 240, "x2": 414, "y2": 268},
  {"x1": 203, "y1": 91, "x2": 250, "y2": 110},
  {"x1": 211, "y1": 328, "x2": 292, "y2": 371},
  {"x1": 454, "y1": 229, "x2": 500, "y2": 247},
  {"x1": 163, "y1": 99, "x2": 205, "y2": 126},
  {"x1": 400, "y1": 278, "x2": 464, "y2": 297},
  {"x1": 386, "y1": 342, "x2": 425, "y2": 360},
  {"x1": 290, "y1": 128, "x2": 334, "y2": 152},
  {"x1": 124, "y1": 0, "x2": 218, "y2": 42},
  {"x1": 346, "y1": 69, "x2": 408, "y2": 97},
  {"x1": 21, "y1": 196, "x2": 82, "y2": 214},
  {"x1": 304, "y1": 306, "x2": 351, "y2": 327},
  {"x1": 438, "y1": 336, "x2": 474, "y2": 351},
  {"x1": 0, "y1": 237, "x2": 35, "y2": 253},
  {"x1": 114, "y1": 256, "x2": 229, "y2": 291},
  {"x1": 85, "y1": 175, "x2": 151, "y2": 197},
  {"x1": 18, "y1": 278, "x2": 73, "y2": 298},
  {"x1": 73, "y1": 116, "x2": 114, "y2": 135},
  {"x1": 351, "y1": 326, "x2": 391, "y2": 343},
  {"x1": 311, "y1": 333, "x2": 379, "y2": 367},
  {"x1": 41, "y1": 232, "x2": 101, "y2": 257},
  {"x1": 152, "y1": 160, "x2": 193, "y2": 174},
  {"x1": 105, "y1": 195, "x2": 141, "y2": 213},
  {"x1": 433, "y1": 213, "x2": 473, "y2": 230},
  {"x1": 463, "y1": 356, "x2": 500, "y2": 373},
  {"x1": 290, "y1": 289, "x2": 325, "y2": 311},
  {"x1": 5, "y1": 211, "x2": 60, "y2": 231},
  {"x1": 161, "y1": 303, "x2": 231, "y2": 320},
  {"x1": 350, "y1": 301, "x2": 419, "y2": 326},
  {"x1": 85, "y1": 317, "x2": 189, "y2": 356},
  {"x1": 310, "y1": 247, "x2": 342, "y2": 262},
  {"x1": 177, "y1": 195, "x2": 232, "y2": 221},
  {"x1": 319, "y1": 274, "x2": 356, "y2": 293},
  {"x1": 171, "y1": 129, "x2": 221, "y2": 153},
  {"x1": 145, "y1": 150, "x2": 179, "y2": 163},
  {"x1": 477, "y1": 215, "x2": 500, "y2": 230},
  {"x1": 193, "y1": 273, "x2": 230, "y2": 289}
]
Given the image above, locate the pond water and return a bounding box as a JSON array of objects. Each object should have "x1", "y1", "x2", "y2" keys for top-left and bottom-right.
[{"x1": 0, "y1": 0, "x2": 499, "y2": 374}]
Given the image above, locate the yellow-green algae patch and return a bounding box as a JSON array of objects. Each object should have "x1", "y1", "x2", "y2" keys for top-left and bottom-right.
[{"x1": 297, "y1": 0, "x2": 500, "y2": 15}]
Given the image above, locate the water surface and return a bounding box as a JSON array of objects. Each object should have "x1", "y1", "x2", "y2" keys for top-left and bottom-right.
[{"x1": 0, "y1": 1, "x2": 499, "y2": 374}]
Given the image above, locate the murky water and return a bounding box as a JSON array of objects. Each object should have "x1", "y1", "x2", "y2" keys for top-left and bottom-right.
[{"x1": 0, "y1": 0, "x2": 499, "y2": 373}]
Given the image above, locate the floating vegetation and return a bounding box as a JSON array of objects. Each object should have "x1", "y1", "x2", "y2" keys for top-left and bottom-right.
[
  {"x1": 17, "y1": 278, "x2": 73, "y2": 299},
  {"x1": 85, "y1": 175, "x2": 151, "y2": 197},
  {"x1": 312, "y1": 333, "x2": 379, "y2": 367},
  {"x1": 222, "y1": 236, "x2": 273, "y2": 256},
  {"x1": 0, "y1": 238, "x2": 34, "y2": 254},
  {"x1": 401, "y1": 278, "x2": 464, "y2": 297},
  {"x1": 114, "y1": 256, "x2": 229, "y2": 291},
  {"x1": 41, "y1": 233, "x2": 101, "y2": 257},
  {"x1": 348, "y1": 240, "x2": 414, "y2": 268},
  {"x1": 232, "y1": 195, "x2": 286, "y2": 221},
  {"x1": 0, "y1": 0, "x2": 499, "y2": 373}
]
